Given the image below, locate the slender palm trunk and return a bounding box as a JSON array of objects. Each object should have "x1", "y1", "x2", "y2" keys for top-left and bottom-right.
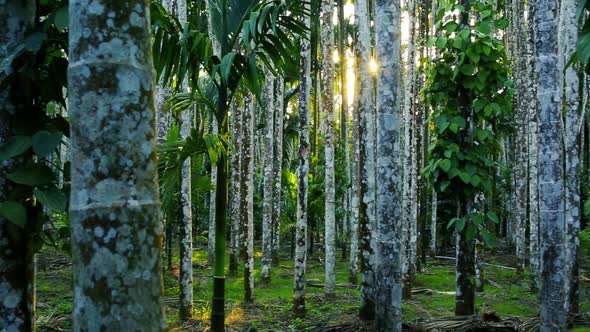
[
  {"x1": 534, "y1": 0, "x2": 567, "y2": 328},
  {"x1": 241, "y1": 93, "x2": 255, "y2": 303},
  {"x1": 430, "y1": 190, "x2": 438, "y2": 256},
  {"x1": 355, "y1": 0, "x2": 377, "y2": 321},
  {"x1": 321, "y1": 0, "x2": 337, "y2": 299},
  {"x1": 293, "y1": 2, "x2": 312, "y2": 316},
  {"x1": 208, "y1": 117, "x2": 219, "y2": 265},
  {"x1": 0, "y1": 3, "x2": 36, "y2": 330},
  {"x1": 374, "y1": 0, "x2": 403, "y2": 330},
  {"x1": 560, "y1": 0, "x2": 581, "y2": 314},
  {"x1": 262, "y1": 69, "x2": 275, "y2": 285},
  {"x1": 229, "y1": 101, "x2": 242, "y2": 276},
  {"x1": 272, "y1": 77, "x2": 285, "y2": 265},
  {"x1": 68, "y1": 1, "x2": 165, "y2": 329}
]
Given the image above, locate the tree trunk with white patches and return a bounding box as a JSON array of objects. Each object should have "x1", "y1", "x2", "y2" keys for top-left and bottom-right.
[
  {"x1": 272, "y1": 77, "x2": 285, "y2": 265},
  {"x1": 208, "y1": 117, "x2": 219, "y2": 266},
  {"x1": 68, "y1": 1, "x2": 165, "y2": 329},
  {"x1": 321, "y1": 0, "x2": 336, "y2": 299},
  {"x1": 559, "y1": 0, "x2": 581, "y2": 314},
  {"x1": 401, "y1": 0, "x2": 417, "y2": 299},
  {"x1": 161, "y1": 0, "x2": 193, "y2": 320},
  {"x1": 534, "y1": 0, "x2": 567, "y2": 328},
  {"x1": 374, "y1": 0, "x2": 403, "y2": 330},
  {"x1": 430, "y1": 190, "x2": 437, "y2": 256},
  {"x1": 241, "y1": 93, "x2": 255, "y2": 303},
  {"x1": 526, "y1": 0, "x2": 540, "y2": 293},
  {"x1": 293, "y1": 3, "x2": 312, "y2": 316},
  {"x1": 229, "y1": 100, "x2": 242, "y2": 276},
  {"x1": 356, "y1": 0, "x2": 377, "y2": 321},
  {"x1": 261, "y1": 69, "x2": 275, "y2": 285},
  {"x1": 0, "y1": 2, "x2": 36, "y2": 331}
]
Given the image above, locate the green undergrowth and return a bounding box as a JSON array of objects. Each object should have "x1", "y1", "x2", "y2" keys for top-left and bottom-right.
[{"x1": 36, "y1": 246, "x2": 589, "y2": 331}]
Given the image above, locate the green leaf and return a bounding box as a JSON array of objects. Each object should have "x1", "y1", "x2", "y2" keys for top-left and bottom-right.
[
  {"x1": 447, "y1": 217, "x2": 459, "y2": 229},
  {"x1": 0, "y1": 201, "x2": 27, "y2": 227},
  {"x1": 440, "y1": 181, "x2": 450, "y2": 192},
  {"x1": 219, "y1": 52, "x2": 238, "y2": 84},
  {"x1": 436, "y1": 37, "x2": 448, "y2": 49},
  {"x1": 466, "y1": 224, "x2": 477, "y2": 240},
  {"x1": 486, "y1": 211, "x2": 499, "y2": 223},
  {"x1": 476, "y1": 22, "x2": 491, "y2": 35},
  {"x1": 444, "y1": 22, "x2": 459, "y2": 33},
  {"x1": 480, "y1": 229, "x2": 497, "y2": 247},
  {"x1": 34, "y1": 187, "x2": 67, "y2": 213},
  {"x1": 439, "y1": 159, "x2": 452, "y2": 172},
  {"x1": 452, "y1": 36, "x2": 463, "y2": 49},
  {"x1": 0, "y1": 136, "x2": 32, "y2": 163},
  {"x1": 7, "y1": 164, "x2": 55, "y2": 186},
  {"x1": 54, "y1": 6, "x2": 69, "y2": 31},
  {"x1": 470, "y1": 175, "x2": 481, "y2": 187},
  {"x1": 459, "y1": 172, "x2": 471, "y2": 184},
  {"x1": 456, "y1": 217, "x2": 466, "y2": 232},
  {"x1": 32, "y1": 131, "x2": 62, "y2": 158},
  {"x1": 584, "y1": 199, "x2": 590, "y2": 216}
]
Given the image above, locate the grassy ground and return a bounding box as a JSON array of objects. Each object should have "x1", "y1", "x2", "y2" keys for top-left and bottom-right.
[{"x1": 36, "y1": 246, "x2": 589, "y2": 331}]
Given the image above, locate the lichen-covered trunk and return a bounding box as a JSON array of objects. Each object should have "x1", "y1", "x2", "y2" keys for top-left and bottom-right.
[
  {"x1": 559, "y1": 0, "x2": 581, "y2": 314},
  {"x1": 229, "y1": 101, "x2": 242, "y2": 276},
  {"x1": 430, "y1": 190, "x2": 437, "y2": 256},
  {"x1": 0, "y1": 2, "x2": 36, "y2": 331},
  {"x1": 68, "y1": 1, "x2": 165, "y2": 330},
  {"x1": 261, "y1": 70, "x2": 275, "y2": 285},
  {"x1": 208, "y1": 117, "x2": 218, "y2": 266},
  {"x1": 455, "y1": 201, "x2": 475, "y2": 316},
  {"x1": 525, "y1": 0, "x2": 540, "y2": 293},
  {"x1": 354, "y1": 0, "x2": 377, "y2": 321},
  {"x1": 374, "y1": 0, "x2": 403, "y2": 330},
  {"x1": 161, "y1": 0, "x2": 193, "y2": 320},
  {"x1": 293, "y1": 5, "x2": 312, "y2": 316},
  {"x1": 349, "y1": 98, "x2": 360, "y2": 284},
  {"x1": 241, "y1": 93, "x2": 255, "y2": 303},
  {"x1": 401, "y1": 0, "x2": 417, "y2": 299},
  {"x1": 321, "y1": 0, "x2": 336, "y2": 299},
  {"x1": 511, "y1": 0, "x2": 528, "y2": 272},
  {"x1": 534, "y1": 0, "x2": 567, "y2": 328},
  {"x1": 272, "y1": 77, "x2": 285, "y2": 265}
]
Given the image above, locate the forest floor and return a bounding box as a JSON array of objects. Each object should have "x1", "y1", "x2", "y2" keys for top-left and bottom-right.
[{"x1": 36, "y1": 245, "x2": 590, "y2": 332}]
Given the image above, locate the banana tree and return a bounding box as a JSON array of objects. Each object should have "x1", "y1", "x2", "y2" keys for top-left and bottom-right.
[{"x1": 152, "y1": 1, "x2": 308, "y2": 330}]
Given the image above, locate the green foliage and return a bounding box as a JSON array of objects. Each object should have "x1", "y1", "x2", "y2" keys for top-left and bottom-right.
[
  {"x1": 423, "y1": 0, "x2": 512, "y2": 247},
  {"x1": 0, "y1": 0, "x2": 70, "y2": 252}
]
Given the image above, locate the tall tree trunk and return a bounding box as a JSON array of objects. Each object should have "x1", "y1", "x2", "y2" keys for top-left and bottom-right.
[
  {"x1": 68, "y1": 1, "x2": 165, "y2": 330},
  {"x1": 526, "y1": 0, "x2": 540, "y2": 293},
  {"x1": 293, "y1": 2, "x2": 312, "y2": 316},
  {"x1": 241, "y1": 93, "x2": 255, "y2": 303},
  {"x1": 430, "y1": 190, "x2": 438, "y2": 256},
  {"x1": 560, "y1": 0, "x2": 581, "y2": 314},
  {"x1": 401, "y1": 0, "x2": 417, "y2": 299},
  {"x1": 272, "y1": 77, "x2": 285, "y2": 265},
  {"x1": 455, "y1": 201, "x2": 475, "y2": 316},
  {"x1": 0, "y1": 2, "x2": 36, "y2": 331},
  {"x1": 534, "y1": 0, "x2": 567, "y2": 328},
  {"x1": 355, "y1": 0, "x2": 377, "y2": 321},
  {"x1": 208, "y1": 117, "x2": 218, "y2": 265},
  {"x1": 229, "y1": 100, "x2": 242, "y2": 276},
  {"x1": 321, "y1": 0, "x2": 337, "y2": 299},
  {"x1": 261, "y1": 69, "x2": 275, "y2": 285},
  {"x1": 512, "y1": 0, "x2": 528, "y2": 273},
  {"x1": 374, "y1": 0, "x2": 403, "y2": 330},
  {"x1": 161, "y1": 0, "x2": 194, "y2": 320}
]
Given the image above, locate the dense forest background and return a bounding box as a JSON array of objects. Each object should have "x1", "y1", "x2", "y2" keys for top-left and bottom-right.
[{"x1": 1, "y1": 0, "x2": 590, "y2": 331}]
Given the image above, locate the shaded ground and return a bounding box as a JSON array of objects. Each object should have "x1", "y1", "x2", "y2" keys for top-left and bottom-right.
[{"x1": 36, "y1": 246, "x2": 590, "y2": 331}]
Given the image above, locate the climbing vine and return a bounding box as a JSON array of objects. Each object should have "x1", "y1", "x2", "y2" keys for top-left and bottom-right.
[{"x1": 423, "y1": 0, "x2": 513, "y2": 247}]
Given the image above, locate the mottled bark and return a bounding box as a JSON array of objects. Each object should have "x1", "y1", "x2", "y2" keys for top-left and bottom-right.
[
  {"x1": 68, "y1": 1, "x2": 165, "y2": 330},
  {"x1": 560, "y1": 0, "x2": 581, "y2": 314},
  {"x1": 355, "y1": 0, "x2": 377, "y2": 321},
  {"x1": 455, "y1": 201, "x2": 475, "y2": 316},
  {"x1": 534, "y1": 0, "x2": 567, "y2": 328},
  {"x1": 374, "y1": 0, "x2": 403, "y2": 330},
  {"x1": 241, "y1": 93, "x2": 255, "y2": 303},
  {"x1": 272, "y1": 77, "x2": 285, "y2": 265},
  {"x1": 321, "y1": 0, "x2": 336, "y2": 299},
  {"x1": 261, "y1": 69, "x2": 275, "y2": 285},
  {"x1": 293, "y1": 3, "x2": 311, "y2": 316},
  {"x1": 0, "y1": 2, "x2": 36, "y2": 331},
  {"x1": 401, "y1": 0, "x2": 417, "y2": 299},
  {"x1": 208, "y1": 117, "x2": 218, "y2": 266},
  {"x1": 229, "y1": 101, "x2": 242, "y2": 276},
  {"x1": 430, "y1": 190, "x2": 437, "y2": 256}
]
